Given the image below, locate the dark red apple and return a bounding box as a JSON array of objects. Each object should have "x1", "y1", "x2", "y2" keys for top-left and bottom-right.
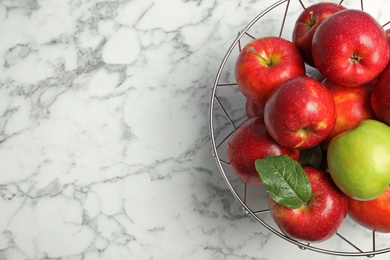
[
  {"x1": 371, "y1": 64, "x2": 390, "y2": 125},
  {"x1": 235, "y1": 36, "x2": 305, "y2": 108},
  {"x1": 268, "y1": 166, "x2": 348, "y2": 242},
  {"x1": 292, "y1": 2, "x2": 346, "y2": 67},
  {"x1": 312, "y1": 9, "x2": 389, "y2": 87},
  {"x1": 226, "y1": 117, "x2": 300, "y2": 185},
  {"x1": 322, "y1": 79, "x2": 376, "y2": 147},
  {"x1": 314, "y1": 70, "x2": 326, "y2": 82},
  {"x1": 349, "y1": 187, "x2": 390, "y2": 233},
  {"x1": 245, "y1": 99, "x2": 264, "y2": 118},
  {"x1": 264, "y1": 76, "x2": 336, "y2": 149}
]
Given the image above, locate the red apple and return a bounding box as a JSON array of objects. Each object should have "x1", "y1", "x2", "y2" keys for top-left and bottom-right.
[
  {"x1": 312, "y1": 9, "x2": 389, "y2": 86},
  {"x1": 322, "y1": 79, "x2": 376, "y2": 147},
  {"x1": 292, "y1": 2, "x2": 345, "y2": 67},
  {"x1": 268, "y1": 166, "x2": 348, "y2": 242},
  {"x1": 371, "y1": 64, "x2": 390, "y2": 125},
  {"x1": 264, "y1": 76, "x2": 336, "y2": 149},
  {"x1": 349, "y1": 187, "x2": 390, "y2": 233},
  {"x1": 226, "y1": 117, "x2": 300, "y2": 185},
  {"x1": 235, "y1": 36, "x2": 305, "y2": 108},
  {"x1": 245, "y1": 99, "x2": 263, "y2": 118}
]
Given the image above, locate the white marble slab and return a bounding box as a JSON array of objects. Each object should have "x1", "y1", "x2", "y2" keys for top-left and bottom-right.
[{"x1": 0, "y1": 0, "x2": 389, "y2": 259}]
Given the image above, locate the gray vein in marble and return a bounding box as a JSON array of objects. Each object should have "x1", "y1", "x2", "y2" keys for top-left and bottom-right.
[{"x1": 0, "y1": 0, "x2": 389, "y2": 259}]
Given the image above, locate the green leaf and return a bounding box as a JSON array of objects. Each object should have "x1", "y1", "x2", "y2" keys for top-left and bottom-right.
[
  {"x1": 300, "y1": 145, "x2": 323, "y2": 167},
  {"x1": 255, "y1": 154, "x2": 312, "y2": 209}
]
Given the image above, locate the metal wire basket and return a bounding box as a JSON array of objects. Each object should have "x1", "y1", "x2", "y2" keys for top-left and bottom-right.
[{"x1": 209, "y1": 0, "x2": 390, "y2": 257}]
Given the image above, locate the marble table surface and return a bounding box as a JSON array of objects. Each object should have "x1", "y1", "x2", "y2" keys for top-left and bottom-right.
[{"x1": 0, "y1": 0, "x2": 390, "y2": 259}]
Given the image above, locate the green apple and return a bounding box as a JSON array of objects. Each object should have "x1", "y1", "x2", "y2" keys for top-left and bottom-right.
[{"x1": 327, "y1": 119, "x2": 390, "y2": 201}]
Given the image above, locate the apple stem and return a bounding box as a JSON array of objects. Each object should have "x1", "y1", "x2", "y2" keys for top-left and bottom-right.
[
  {"x1": 309, "y1": 11, "x2": 316, "y2": 27},
  {"x1": 246, "y1": 46, "x2": 273, "y2": 66}
]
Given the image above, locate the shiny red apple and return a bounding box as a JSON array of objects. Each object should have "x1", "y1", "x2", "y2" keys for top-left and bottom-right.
[
  {"x1": 292, "y1": 2, "x2": 345, "y2": 67},
  {"x1": 349, "y1": 187, "x2": 390, "y2": 233},
  {"x1": 226, "y1": 117, "x2": 300, "y2": 185},
  {"x1": 322, "y1": 79, "x2": 376, "y2": 147},
  {"x1": 268, "y1": 166, "x2": 348, "y2": 242},
  {"x1": 312, "y1": 9, "x2": 389, "y2": 86},
  {"x1": 235, "y1": 36, "x2": 305, "y2": 108},
  {"x1": 264, "y1": 76, "x2": 336, "y2": 149}
]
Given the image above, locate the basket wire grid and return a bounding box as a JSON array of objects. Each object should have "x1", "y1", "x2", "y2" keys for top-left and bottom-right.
[{"x1": 209, "y1": 0, "x2": 390, "y2": 257}]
